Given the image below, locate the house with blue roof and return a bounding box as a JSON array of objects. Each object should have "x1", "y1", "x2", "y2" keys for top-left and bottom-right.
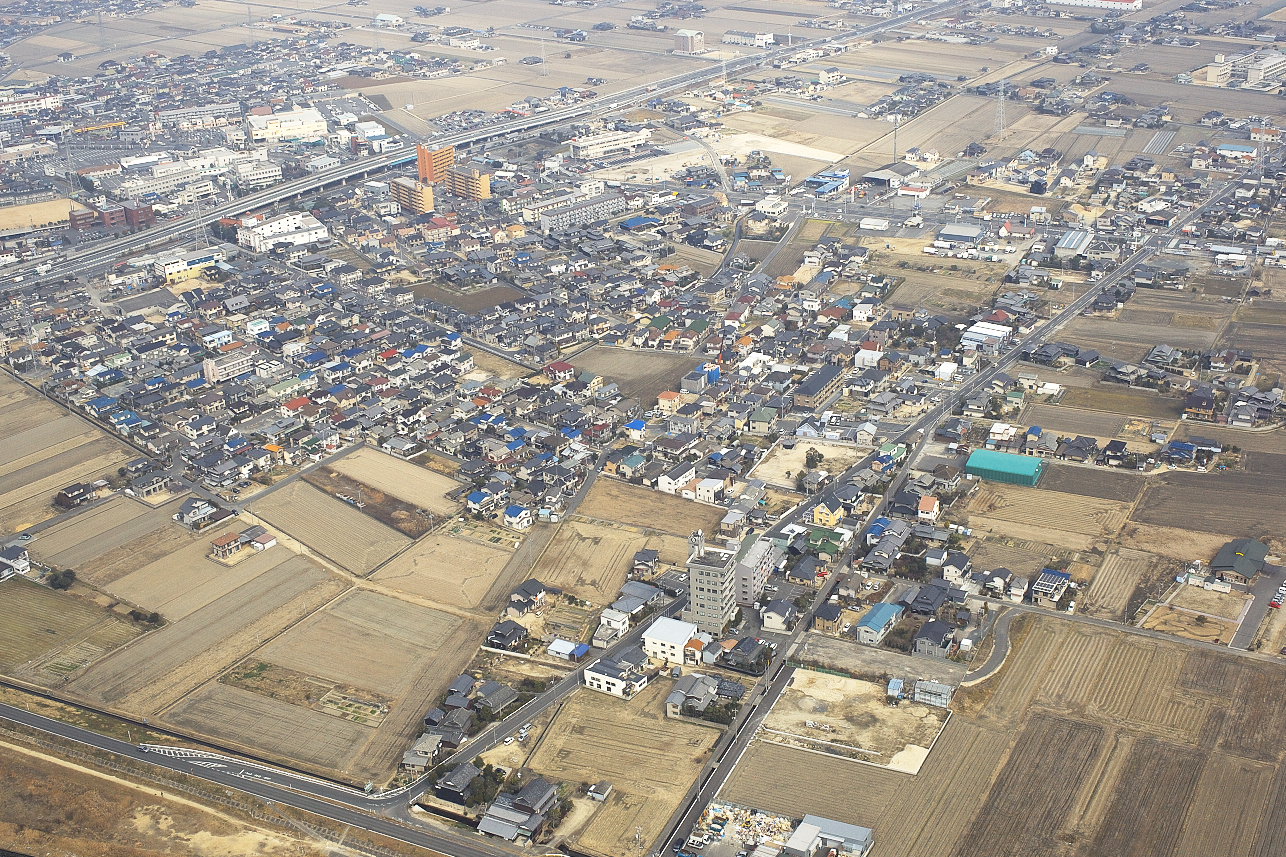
[
  {"x1": 855, "y1": 602, "x2": 904, "y2": 646},
  {"x1": 503, "y1": 505, "x2": 533, "y2": 531}
]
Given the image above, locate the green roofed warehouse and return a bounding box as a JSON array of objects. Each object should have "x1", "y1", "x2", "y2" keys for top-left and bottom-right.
[{"x1": 965, "y1": 449, "x2": 1044, "y2": 487}]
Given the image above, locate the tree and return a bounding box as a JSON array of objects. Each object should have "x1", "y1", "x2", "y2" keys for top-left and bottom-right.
[
  {"x1": 47, "y1": 569, "x2": 76, "y2": 590},
  {"x1": 805, "y1": 447, "x2": 825, "y2": 470}
]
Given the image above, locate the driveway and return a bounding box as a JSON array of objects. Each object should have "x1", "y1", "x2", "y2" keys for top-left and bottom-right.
[{"x1": 1231, "y1": 563, "x2": 1284, "y2": 650}]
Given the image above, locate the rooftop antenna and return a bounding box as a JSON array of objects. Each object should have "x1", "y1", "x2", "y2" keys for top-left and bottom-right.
[
  {"x1": 690, "y1": 529, "x2": 706, "y2": 559},
  {"x1": 247, "y1": 5, "x2": 256, "y2": 46},
  {"x1": 97, "y1": 11, "x2": 105, "y2": 50},
  {"x1": 540, "y1": 36, "x2": 548, "y2": 77},
  {"x1": 994, "y1": 79, "x2": 1007, "y2": 137}
]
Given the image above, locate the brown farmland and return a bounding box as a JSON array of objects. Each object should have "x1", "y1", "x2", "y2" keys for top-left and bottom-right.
[
  {"x1": 530, "y1": 518, "x2": 691, "y2": 606},
  {"x1": 250, "y1": 481, "x2": 410, "y2": 574},
  {"x1": 578, "y1": 478, "x2": 726, "y2": 537},
  {"x1": 722, "y1": 616, "x2": 1286, "y2": 857}
]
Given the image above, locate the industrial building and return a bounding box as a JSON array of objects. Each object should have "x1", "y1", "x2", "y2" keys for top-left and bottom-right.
[
  {"x1": 569, "y1": 128, "x2": 652, "y2": 160},
  {"x1": 965, "y1": 449, "x2": 1044, "y2": 487},
  {"x1": 674, "y1": 29, "x2": 706, "y2": 54},
  {"x1": 245, "y1": 107, "x2": 327, "y2": 144},
  {"x1": 1045, "y1": 0, "x2": 1141, "y2": 9},
  {"x1": 152, "y1": 246, "x2": 226, "y2": 284}
]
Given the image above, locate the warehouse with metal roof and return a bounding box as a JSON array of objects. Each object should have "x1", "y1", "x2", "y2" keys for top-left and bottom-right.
[{"x1": 964, "y1": 449, "x2": 1044, "y2": 487}]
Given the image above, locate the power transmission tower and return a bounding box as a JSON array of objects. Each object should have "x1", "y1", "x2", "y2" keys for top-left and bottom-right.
[{"x1": 994, "y1": 79, "x2": 1007, "y2": 136}]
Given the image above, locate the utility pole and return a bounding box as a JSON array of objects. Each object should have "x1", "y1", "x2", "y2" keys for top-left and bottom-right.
[{"x1": 994, "y1": 79, "x2": 1007, "y2": 137}]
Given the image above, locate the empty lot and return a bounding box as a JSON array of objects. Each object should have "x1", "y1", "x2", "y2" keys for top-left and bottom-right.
[
  {"x1": 529, "y1": 683, "x2": 719, "y2": 857},
  {"x1": 965, "y1": 483, "x2": 1132, "y2": 550},
  {"x1": 251, "y1": 481, "x2": 410, "y2": 575},
  {"x1": 578, "y1": 478, "x2": 726, "y2": 537},
  {"x1": 753, "y1": 441, "x2": 868, "y2": 487},
  {"x1": 329, "y1": 447, "x2": 462, "y2": 516},
  {"x1": 571, "y1": 346, "x2": 699, "y2": 403}
]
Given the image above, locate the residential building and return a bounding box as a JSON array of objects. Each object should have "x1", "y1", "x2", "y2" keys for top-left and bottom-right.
[
  {"x1": 237, "y1": 212, "x2": 328, "y2": 252},
  {"x1": 152, "y1": 247, "x2": 226, "y2": 284},
  {"x1": 443, "y1": 167, "x2": 492, "y2": 200},
  {"x1": 391, "y1": 176, "x2": 435, "y2": 214},
  {"x1": 202, "y1": 345, "x2": 255, "y2": 383},
  {"x1": 684, "y1": 532, "x2": 738, "y2": 633},
  {"x1": 642, "y1": 616, "x2": 698, "y2": 665},
  {"x1": 795, "y1": 364, "x2": 845, "y2": 409},
  {"x1": 733, "y1": 537, "x2": 782, "y2": 606},
  {"x1": 417, "y1": 144, "x2": 455, "y2": 182},
  {"x1": 583, "y1": 656, "x2": 649, "y2": 699},
  {"x1": 854, "y1": 602, "x2": 903, "y2": 645},
  {"x1": 1211, "y1": 538, "x2": 1268, "y2": 584}
]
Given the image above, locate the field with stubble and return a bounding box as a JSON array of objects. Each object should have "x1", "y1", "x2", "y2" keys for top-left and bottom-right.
[{"x1": 721, "y1": 615, "x2": 1286, "y2": 857}]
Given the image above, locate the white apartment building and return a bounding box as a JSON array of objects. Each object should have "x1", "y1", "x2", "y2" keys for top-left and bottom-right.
[
  {"x1": 156, "y1": 102, "x2": 242, "y2": 128},
  {"x1": 684, "y1": 533, "x2": 738, "y2": 633},
  {"x1": 537, "y1": 193, "x2": 626, "y2": 233},
  {"x1": 237, "y1": 212, "x2": 328, "y2": 252},
  {"x1": 0, "y1": 93, "x2": 62, "y2": 116},
  {"x1": 642, "y1": 616, "x2": 698, "y2": 665},
  {"x1": 734, "y1": 538, "x2": 784, "y2": 606},
  {"x1": 246, "y1": 107, "x2": 327, "y2": 144},
  {"x1": 723, "y1": 30, "x2": 774, "y2": 48},
  {"x1": 568, "y1": 127, "x2": 652, "y2": 160},
  {"x1": 203, "y1": 345, "x2": 256, "y2": 383},
  {"x1": 233, "y1": 160, "x2": 283, "y2": 188}
]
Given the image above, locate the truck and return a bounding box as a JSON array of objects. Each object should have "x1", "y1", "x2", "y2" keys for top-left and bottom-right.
[{"x1": 858, "y1": 217, "x2": 889, "y2": 232}]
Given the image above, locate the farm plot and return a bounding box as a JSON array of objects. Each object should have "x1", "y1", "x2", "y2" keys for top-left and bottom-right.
[
  {"x1": 527, "y1": 683, "x2": 719, "y2": 857},
  {"x1": 26, "y1": 497, "x2": 166, "y2": 570},
  {"x1": 950, "y1": 717, "x2": 1105, "y2": 857},
  {"x1": 250, "y1": 481, "x2": 410, "y2": 574},
  {"x1": 67, "y1": 555, "x2": 343, "y2": 715},
  {"x1": 530, "y1": 519, "x2": 691, "y2": 606},
  {"x1": 1132, "y1": 470, "x2": 1286, "y2": 540},
  {"x1": 1082, "y1": 549, "x2": 1160, "y2": 619},
  {"x1": 751, "y1": 441, "x2": 868, "y2": 487},
  {"x1": 761, "y1": 670, "x2": 947, "y2": 771},
  {"x1": 0, "y1": 576, "x2": 141, "y2": 678},
  {"x1": 1054, "y1": 387, "x2": 1183, "y2": 420},
  {"x1": 1177, "y1": 753, "x2": 1275, "y2": 857},
  {"x1": 104, "y1": 535, "x2": 293, "y2": 621},
  {"x1": 570, "y1": 346, "x2": 699, "y2": 404},
  {"x1": 966, "y1": 537, "x2": 1055, "y2": 578},
  {"x1": 371, "y1": 531, "x2": 512, "y2": 608},
  {"x1": 1035, "y1": 463, "x2": 1143, "y2": 502},
  {"x1": 1019, "y1": 402, "x2": 1127, "y2": 439},
  {"x1": 254, "y1": 590, "x2": 461, "y2": 698},
  {"x1": 1083, "y1": 739, "x2": 1205, "y2": 857},
  {"x1": 0, "y1": 436, "x2": 131, "y2": 532},
  {"x1": 328, "y1": 447, "x2": 462, "y2": 516},
  {"x1": 1226, "y1": 321, "x2": 1286, "y2": 370},
  {"x1": 578, "y1": 478, "x2": 726, "y2": 537},
  {"x1": 965, "y1": 483, "x2": 1131, "y2": 550},
  {"x1": 303, "y1": 466, "x2": 435, "y2": 538},
  {"x1": 1174, "y1": 424, "x2": 1284, "y2": 454},
  {"x1": 883, "y1": 267, "x2": 1006, "y2": 315}
]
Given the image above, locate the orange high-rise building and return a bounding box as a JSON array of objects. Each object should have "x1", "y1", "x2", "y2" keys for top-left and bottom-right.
[{"x1": 416, "y1": 144, "x2": 455, "y2": 183}]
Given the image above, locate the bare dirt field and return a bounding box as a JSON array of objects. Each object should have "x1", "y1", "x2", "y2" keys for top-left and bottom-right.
[
  {"x1": 1020, "y1": 402, "x2": 1127, "y2": 439},
  {"x1": 303, "y1": 466, "x2": 434, "y2": 538},
  {"x1": 371, "y1": 530, "x2": 512, "y2": 609},
  {"x1": 1142, "y1": 605, "x2": 1238, "y2": 645},
  {"x1": 570, "y1": 346, "x2": 699, "y2": 403},
  {"x1": 1132, "y1": 471, "x2": 1285, "y2": 541},
  {"x1": 1117, "y1": 522, "x2": 1233, "y2": 563},
  {"x1": 761, "y1": 670, "x2": 947, "y2": 771},
  {"x1": 28, "y1": 497, "x2": 170, "y2": 570},
  {"x1": 412, "y1": 282, "x2": 522, "y2": 312},
  {"x1": 1036, "y1": 464, "x2": 1143, "y2": 503},
  {"x1": 250, "y1": 481, "x2": 410, "y2": 575},
  {"x1": 965, "y1": 483, "x2": 1132, "y2": 551},
  {"x1": 967, "y1": 537, "x2": 1061, "y2": 578},
  {"x1": 1173, "y1": 424, "x2": 1285, "y2": 454},
  {"x1": 0, "y1": 576, "x2": 141, "y2": 681},
  {"x1": 1170, "y1": 585, "x2": 1252, "y2": 622},
  {"x1": 530, "y1": 518, "x2": 690, "y2": 606},
  {"x1": 752, "y1": 441, "x2": 868, "y2": 487},
  {"x1": 530, "y1": 682, "x2": 719, "y2": 857},
  {"x1": 328, "y1": 447, "x2": 463, "y2": 516},
  {"x1": 883, "y1": 264, "x2": 1007, "y2": 314},
  {"x1": 578, "y1": 478, "x2": 726, "y2": 537}
]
